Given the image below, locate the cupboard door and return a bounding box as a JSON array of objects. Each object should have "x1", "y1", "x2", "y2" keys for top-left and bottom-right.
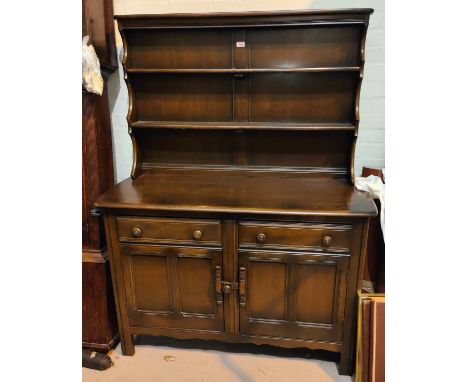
[
  {"x1": 120, "y1": 244, "x2": 224, "y2": 332},
  {"x1": 239, "y1": 250, "x2": 349, "y2": 342}
]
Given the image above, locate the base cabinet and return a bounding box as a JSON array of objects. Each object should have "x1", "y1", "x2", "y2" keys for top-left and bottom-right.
[
  {"x1": 105, "y1": 216, "x2": 368, "y2": 375},
  {"x1": 118, "y1": 242, "x2": 349, "y2": 341}
]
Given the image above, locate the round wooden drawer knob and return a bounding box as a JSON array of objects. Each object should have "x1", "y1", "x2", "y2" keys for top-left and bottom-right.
[
  {"x1": 322, "y1": 235, "x2": 333, "y2": 247},
  {"x1": 193, "y1": 230, "x2": 203, "y2": 240},
  {"x1": 131, "y1": 227, "x2": 142, "y2": 238},
  {"x1": 256, "y1": 233, "x2": 266, "y2": 243}
]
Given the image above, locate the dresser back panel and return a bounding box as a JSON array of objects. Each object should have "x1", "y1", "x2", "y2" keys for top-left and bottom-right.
[
  {"x1": 249, "y1": 72, "x2": 357, "y2": 123},
  {"x1": 124, "y1": 26, "x2": 362, "y2": 70},
  {"x1": 136, "y1": 129, "x2": 235, "y2": 166},
  {"x1": 125, "y1": 29, "x2": 233, "y2": 69},
  {"x1": 130, "y1": 74, "x2": 233, "y2": 122},
  {"x1": 136, "y1": 128, "x2": 352, "y2": 174},
  {"x1": 246, "y1": 26, "x2": 361, "y2": 68},
  {"x1": 248, "y1": 130, "x2": 353, "y2": 169},
  {"x1": 130, "y1": 72, "x2": 356, "y2": 124}
]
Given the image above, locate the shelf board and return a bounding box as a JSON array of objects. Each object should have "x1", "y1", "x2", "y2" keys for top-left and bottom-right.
[
  {"x1": 126, "y1": 67, "x2": 360, "y2": 74},
  {"x1": 130, "y1": 121, "x2": 356, "y2": 131}
]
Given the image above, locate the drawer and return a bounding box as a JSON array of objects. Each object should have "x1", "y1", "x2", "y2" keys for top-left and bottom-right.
[
  {"x1": 116, "y1": 217, "x2": 222, "y2": 246},
  {"x1": 238, "y1": 221, "x2": 352, "y2": 252}
]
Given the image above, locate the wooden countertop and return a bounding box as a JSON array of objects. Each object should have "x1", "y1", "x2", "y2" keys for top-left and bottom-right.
[{"x1": 96, "y1": 172, "x2": 377, "y2": 218}]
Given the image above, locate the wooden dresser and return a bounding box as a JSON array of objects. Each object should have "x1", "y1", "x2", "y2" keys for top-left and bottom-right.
[{"x1": 96, "y1": 9, "x2": 376, "y2": 375}]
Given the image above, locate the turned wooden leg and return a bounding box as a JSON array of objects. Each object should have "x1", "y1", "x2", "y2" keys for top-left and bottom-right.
[{"x1": 120, "y1": 331, "x2": 135, "y2": 356}]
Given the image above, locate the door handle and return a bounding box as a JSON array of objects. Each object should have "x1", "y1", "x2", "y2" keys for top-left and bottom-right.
[
  {"x1": 239, "y1": 267, "x2": 246, "y2": 306},
  {"x1": 215, "y1": 265, "x2": 223, "y2": 305}
]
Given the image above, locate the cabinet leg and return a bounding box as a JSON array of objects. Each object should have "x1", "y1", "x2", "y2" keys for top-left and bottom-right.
[
  {"x1": 120, "y1": 331, "x2": 135, "y2": 356},
  {"x1": 338, "y1": 347, "x2": 353, "y2": 376}
]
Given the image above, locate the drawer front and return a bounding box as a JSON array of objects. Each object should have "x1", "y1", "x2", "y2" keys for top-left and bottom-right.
[
  {"x1": 238, "y1": 221, "x2": 352, "y2": 252},
  {"x1": 116, "y1": 217, "x2": 222, "y2": 246}
]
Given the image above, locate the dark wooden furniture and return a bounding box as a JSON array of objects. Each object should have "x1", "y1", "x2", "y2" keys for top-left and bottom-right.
[
  {"x1": 361, "y1": 167, "x2": 385, "y2": 293},
  {"x1": 82, "y1": 0, "x2": 117, "y2": 71},
  {"x1": 82, "y1": 0, "x2": 119, "y2": 352},
  {"x1": 356, "y1": 292, "x2": 385, "y2": 382},
  {"x1": 96, "y1": 9, "x2": 376, "y2": 375}
]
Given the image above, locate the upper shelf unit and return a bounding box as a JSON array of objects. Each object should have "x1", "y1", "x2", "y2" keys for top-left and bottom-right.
[{"x1": 115, "y1": 10, "x2": 373, "y2": 179}]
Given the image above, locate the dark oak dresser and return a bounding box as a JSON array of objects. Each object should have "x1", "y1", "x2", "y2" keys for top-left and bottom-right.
[{"x1": 96, "y1": 9, "x2": 376, "y2": 375}]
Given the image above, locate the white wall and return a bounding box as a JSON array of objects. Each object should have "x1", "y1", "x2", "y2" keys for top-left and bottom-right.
[{"x1": 108, "y1": 0, "x2": 384, "y2": 182}]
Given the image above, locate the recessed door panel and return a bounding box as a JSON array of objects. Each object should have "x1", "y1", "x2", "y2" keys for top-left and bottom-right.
[
  {"x1": 177, "y1": 255, "x2": 216, "y2": 315},
  {"x1": 131, "y1": 254, "x2": 172, "y2": 313},
  {"x1": 295, "y1": 262, "x2": 337, "y2": 324},
  {"x1": 248, "y1": 261, "x2": 287, "y2": 321}
]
